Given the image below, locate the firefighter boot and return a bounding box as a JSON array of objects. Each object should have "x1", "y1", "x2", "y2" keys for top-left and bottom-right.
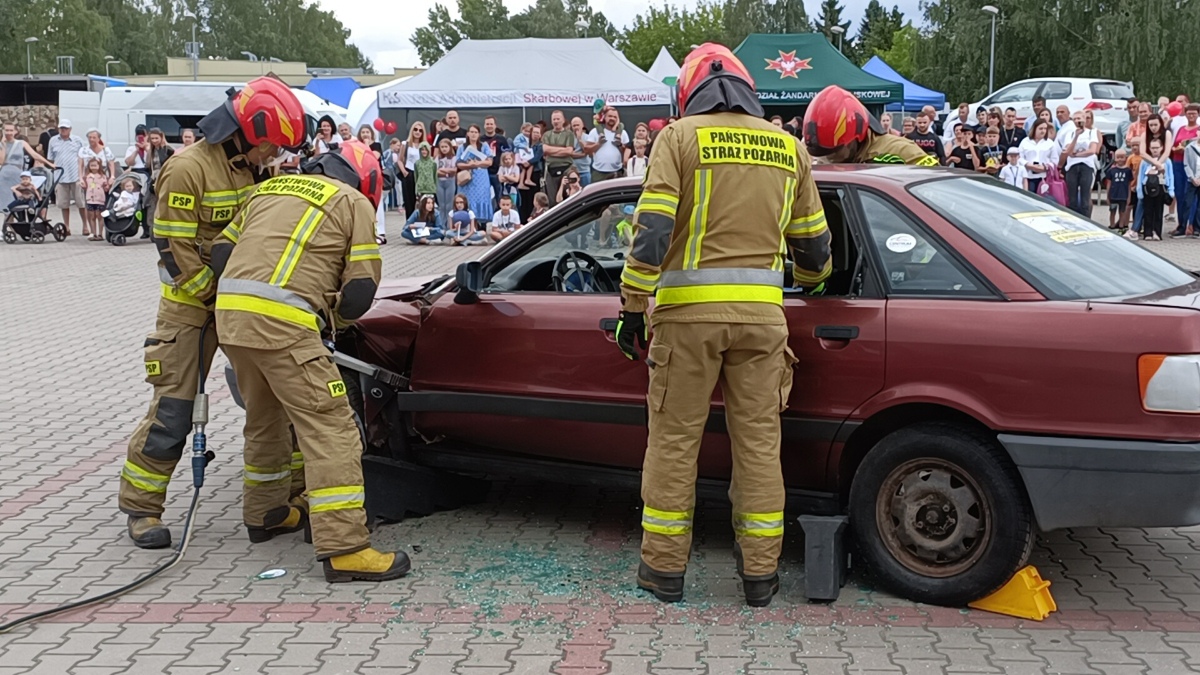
[
  {"x1": 734, "y1": 543, "x2": 780, "y2": 607},
  {"x1": 323, "y1": 548, "x2": 412, "y2": 583},
  {"x1": 247, "y1": 505, "x2": 309, "y2": 544},
  {"x1": 636, "y1": 562, "x2": 685, "y2": 603},
  {"x1": 127, "y1": 516, "x2": 172, "y2": 550},
  {"x1": 290, "y1": 495, "x2": 313, "y2": 544}
]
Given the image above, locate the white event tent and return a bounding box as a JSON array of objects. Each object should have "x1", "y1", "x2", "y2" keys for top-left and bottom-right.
[
  {"x1": 646, "y1": 47, "x2": 680, "y2": 85},
  {"x1": 375, "y1": 38, "x2": 672, "y2": 134}
]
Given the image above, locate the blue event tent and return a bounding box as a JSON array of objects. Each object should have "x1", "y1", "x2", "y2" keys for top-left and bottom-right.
[
  {"x1": 304, "y1": 76, "x2": 361, "y2": 109},
  {"x1": 861, "y1": 56, "x2": 946, "y2": 112}
]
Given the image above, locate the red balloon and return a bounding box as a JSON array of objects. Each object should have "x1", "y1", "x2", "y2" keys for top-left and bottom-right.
[
  {"x1": 385, "y1": 121, "x2": 398, "y2": 135},
  {"x1": 373, "y1": 118, "x2": 385, "y2": 131}
]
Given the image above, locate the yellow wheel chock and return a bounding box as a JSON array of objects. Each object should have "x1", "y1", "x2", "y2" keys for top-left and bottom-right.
[{"x1": 967, "y1": 565, "x2": 1057, "y2": 621}]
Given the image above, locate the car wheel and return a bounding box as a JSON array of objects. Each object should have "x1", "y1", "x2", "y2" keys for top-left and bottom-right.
[{"x1": 848, "y1": 422, "x2": 1033, "y2": 606}]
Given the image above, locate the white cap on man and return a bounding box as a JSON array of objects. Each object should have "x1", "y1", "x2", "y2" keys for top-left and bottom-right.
[{"x1": 58, "y1": 119, "x2": 71, "y2": 128}]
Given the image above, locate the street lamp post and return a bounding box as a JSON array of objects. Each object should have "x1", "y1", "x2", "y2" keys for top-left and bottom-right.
[
  {"x1": 105, "y1": 56, "x2": 121, "y2": 79},
  {"x1": 830, "y1": 26, "x2": 845, "y2": 53},
  {"x1": 24, "y1": 37, "x2": 38, "y2": 79},
  {"x1": 982, "y1": 5, "x2": 999, "y2": 95},
  {"x1": 183, "y1": 10, "x2": 199, "y2": 80}
]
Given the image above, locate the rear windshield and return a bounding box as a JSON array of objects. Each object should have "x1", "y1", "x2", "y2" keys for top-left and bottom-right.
[
  {"x1": 1090, "y1": 82, "x2": 1134, "y2": 100},
  {"x1": 910, "y1": 178, "x2": 1194, "y2": 300}
]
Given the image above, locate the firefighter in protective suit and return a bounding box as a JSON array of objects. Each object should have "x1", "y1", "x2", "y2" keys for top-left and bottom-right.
[
  {"x1": 803, "y1": 84, "x2": 939, "y2": 166},
  {"x1": 210, "y1": 140, "x2": 410, "y2": 583},
  {"x1": 616, "y1": 44, "x2": 831, "y2": 607},
  {"x1": 120, "y1": 77, "x2": 310, "y2": 549}
]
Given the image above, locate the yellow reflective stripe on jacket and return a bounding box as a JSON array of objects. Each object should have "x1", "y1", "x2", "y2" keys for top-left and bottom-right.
[
  {"x1": 636, "y1": 191, "x2": 679, "y2": 218},
  {"x1": 290, "y1": 451, "x2": 305, "y2": 472},
  {"x1": 683, "y1": 169, "x2": 712, "y2": 270},
  {"x1": 642, "y1": 506, "x2": 693, "y2": 535},
  {"x1": 657, "y1": 283, "x2": 783, "y2": 306},
  {"x1": 915, "y1": 154, "x2": 940, "y2": 167},
  {"x1": 179, "y1": 266, "x2": 214, "y2": 296},
  {"x1": 244, "y1": 464, "x2": 291, "y2": 486},
  {"x1": 269, "y1": 206, "x2": 325, "y2": 287},
  {"x1": 733, "y1": 511, "x2": 785, "y2": 537},
  {"x1": 121, "y1": 460, "x2": 170, "y2": 494},
  {"x1": 153, "y1": 220, "x2": 199, "y2": 238},
  {"x1": 347, "y1": 243, "x2": 381, "y2": 262},
  {"x1": 620, "y1": 266, "x2": 660, "y2": 292},
  {"x1": 792, "y1": 259, "x2": 832, "y2": 285},
  {"x1": 215, "y1": 294, "x2": 320, "y2": 331},
  {"x1": 201, "y1": 185, "x2": 255, "y2": 207},
  {"x1": 162, "y1": 283, "x2": 207, "y2": 308},
  {"x1": 786, "y1": 210, "x2": 828, "y2": 237},
  {"x1": 221, "y1": 221, "x2": 242, "y2": 244},
  {"x1": 308, "y1": 485, "x2": 366, "y2": 513}
]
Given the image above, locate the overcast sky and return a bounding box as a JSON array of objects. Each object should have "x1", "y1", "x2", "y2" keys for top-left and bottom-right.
[{"x1": 317, "y1": 0, "x2": 923, "y2": 73}]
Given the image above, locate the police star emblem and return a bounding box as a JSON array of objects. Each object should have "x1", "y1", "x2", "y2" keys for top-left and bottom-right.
[{"x1": 764, "y1": 51, "x2": 812, "y2": 79}]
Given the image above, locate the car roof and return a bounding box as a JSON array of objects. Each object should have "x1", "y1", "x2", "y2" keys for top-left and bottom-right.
[
  {"x1": 579, "y1": 164, "x2": 960, "y2": 198},
  {"x1": 1003, "y1": 76, "x2": 1129, "y2": 86}
]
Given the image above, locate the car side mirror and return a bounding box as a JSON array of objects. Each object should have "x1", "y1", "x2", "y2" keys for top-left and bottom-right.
[{"x1": 454, "y1": 260, "x2": 482, "y2": 304}]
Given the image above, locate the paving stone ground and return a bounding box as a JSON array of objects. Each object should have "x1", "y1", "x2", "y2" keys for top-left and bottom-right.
[{"x1": 4, "y1": 210, "x2": 1200, "y2": 674}]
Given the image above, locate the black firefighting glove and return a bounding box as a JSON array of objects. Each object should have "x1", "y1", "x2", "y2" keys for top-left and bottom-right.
[{"x1": 615, "y1": 311, "x2": 648, "y2": 361}]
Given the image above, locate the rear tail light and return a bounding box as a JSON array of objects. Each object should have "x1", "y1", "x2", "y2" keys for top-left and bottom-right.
[
  {"x1": 1139, "y1": 354, "x2": 1200, "y2": 413},
  {"x1": 1084, "y1": 101, "x2": 1113, "y2": 111}
]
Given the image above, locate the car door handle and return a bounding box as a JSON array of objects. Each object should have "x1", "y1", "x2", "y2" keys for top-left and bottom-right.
[
  {"x1": 600, "y1": 318, "x2": 619, "y2": 332},
  {"x1": 814, "y1": 325, "x2": 859, "y2": 340}
]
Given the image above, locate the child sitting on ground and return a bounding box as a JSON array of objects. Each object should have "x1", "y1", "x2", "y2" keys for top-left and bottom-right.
[
  {"x1": 112, "y1": 177, "x2": 141, "y2": 218},
  {"x1": 448, "y1": 193, "x2": 487, "y2": 246},
  {"x1": 529, "y1": 192, "x2": 550, "y2": 222},
  {"x1": 489, "y1": 194, "x2": 522, "y2": 242}
]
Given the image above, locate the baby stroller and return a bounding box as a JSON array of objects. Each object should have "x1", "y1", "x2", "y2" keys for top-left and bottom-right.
[
  {"x1": 2, "y1": 167, "x2": 67, "y2": 244},
  {"x1": 102, "y1": 171, "x2": 146, "y2": 246}
]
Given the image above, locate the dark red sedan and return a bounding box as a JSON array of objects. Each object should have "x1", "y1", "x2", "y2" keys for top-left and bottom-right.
[{"x1": 235, "y1": 166, "x2": 1200, "y2": 605}]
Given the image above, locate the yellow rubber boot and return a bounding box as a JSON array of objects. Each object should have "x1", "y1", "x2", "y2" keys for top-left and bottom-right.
[
  {"x1": 323, "y1": 548, "x2": 412, "y2": 583},
  {"x1": 246, "y1": 505, "x2": 309, "y2": 544},
  {"x1": 127, "y1": 516, "x2": 171, "y2": 550}
]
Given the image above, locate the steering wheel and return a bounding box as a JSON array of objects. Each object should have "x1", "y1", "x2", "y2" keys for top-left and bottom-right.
[{"x1": 552, "y1": 250, "x2": 617, "y2": 293}]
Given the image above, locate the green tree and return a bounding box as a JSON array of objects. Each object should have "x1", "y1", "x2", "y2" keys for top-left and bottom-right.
[
  {"x1": 0, "y1": 0, "x2": 113, "y2": 75},
  {"x1": 765, "y1": 0, "x2": 811, "y2": 34},
  {"x1": 876, "y1": 22, "x2": 918, "y2": 79},
  {"x1": 851, "y1": 0, "x2": 903, "y2": 65},
  {"x1": 510, "y1": 0, "x2": 618, "y2": 42},
  {"x1": 721, "y1": 0, "x2": 771, "y2": 49},
  {"x1": 619, "y1": 2, "x2": 726, "y2": 69},
  {"x1": 815, "y1": 0, "x2": 851, "y2": 53},
  {"x1": 410, "y1": 0, "x2": 522, "y2": 66}
]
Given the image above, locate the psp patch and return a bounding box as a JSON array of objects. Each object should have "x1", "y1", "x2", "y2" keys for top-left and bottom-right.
[
  {"x1": 167, "y1": 193, "x2": 196, "y2": 211},
  {"x1": 145, "y1": 360, "x2": 162, "y2": 377},
  {"x1": 696, "y1": 127, "x2": 798, "y2": 172},
  {"x1": 327, "y1": 380, "x2": 347, "y2": 397},
  {"x1": 211, "y1": 206, "x2": 235, "y2": 222}
]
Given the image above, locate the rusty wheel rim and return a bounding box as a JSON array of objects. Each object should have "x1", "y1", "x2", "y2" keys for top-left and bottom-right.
[{"x1": 875, "y1": 457, "x2": 991, "y2": 578}]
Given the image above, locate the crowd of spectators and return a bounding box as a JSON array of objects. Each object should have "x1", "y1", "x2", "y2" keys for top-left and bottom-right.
[
  {"x1": 897, "y1": 95, "x2": 1199, "y2": 241},
  {"x1": 394, "y1": 106, "x2": 663, "y2": 246}
]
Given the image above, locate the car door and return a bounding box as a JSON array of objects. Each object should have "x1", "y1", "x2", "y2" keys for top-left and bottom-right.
[
  {"x1": 984, "y1": 81, "x2": 1041, "y2": 125},
  {"x1": 1038, "y1": 81, "x2": 1075, "y2": 118},
  {"x1": 409, "y1": 190, "x2": 652, "y2": 468}
]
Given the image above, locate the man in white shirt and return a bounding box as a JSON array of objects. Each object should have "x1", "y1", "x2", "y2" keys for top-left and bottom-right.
[
  {"x1": 942, "y1": 102, "x2": 972, "y2": 146},
  {"x1": 1062, "y1": 111, "x2": 1100, "y2": 217},
  {"x1": 1055, "y1": 106, "x2": 1077, "y2": 153},
  {"x1": 46, "y1": 119, "x2": 85, "y2": 232},
  {"x1": 586, "y1": 107, "x2": 630, "y2": 183}
]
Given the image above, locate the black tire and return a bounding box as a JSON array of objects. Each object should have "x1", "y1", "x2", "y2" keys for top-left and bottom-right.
[
  {"x1": 52, "y1": 224, "x2": 66, "y2": 242},
  {"x1": 31, "y1": 231, "x2": 44, "y2": 244},
  {"x1": 848, "y1": 422, "x2": 1033, "y2": 606},
  {"x1": 2, "y1": 231, "x2": 15, "y2": 244},
  {"x1": 113, "y1": 234, "x2": 126, "y2": 246}
]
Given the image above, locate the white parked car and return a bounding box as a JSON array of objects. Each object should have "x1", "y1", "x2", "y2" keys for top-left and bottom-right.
[{"x1": 968, "y1": 77, "x2": 1134, "y2": 141}]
